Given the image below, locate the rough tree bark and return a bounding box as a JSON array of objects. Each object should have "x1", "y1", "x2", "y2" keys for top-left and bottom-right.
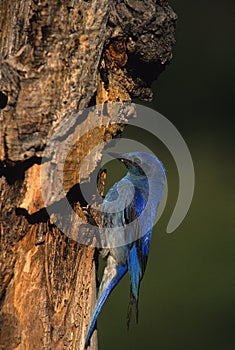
[{"x1": 0, "y1": 1, "x2": 176, "y2": 349}]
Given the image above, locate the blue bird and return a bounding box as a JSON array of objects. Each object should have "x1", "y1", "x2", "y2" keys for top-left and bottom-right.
[{"x1": 85, "y1": 152, "x2": 165, "y2": 348}]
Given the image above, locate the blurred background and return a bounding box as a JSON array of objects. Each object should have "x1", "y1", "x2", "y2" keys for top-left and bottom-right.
[{"x1": 99, "y1": 1, "x2": 235, "y2": 349}]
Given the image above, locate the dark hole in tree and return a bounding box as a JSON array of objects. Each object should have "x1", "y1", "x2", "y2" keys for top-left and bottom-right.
[{"x1": 0, "y1": 92, "x2": 8, "y2": 109}]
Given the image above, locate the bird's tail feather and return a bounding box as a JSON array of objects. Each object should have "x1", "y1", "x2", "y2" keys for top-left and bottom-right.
[
  {"x1": 127, "y1": 244, "x2": 140, "y2": 326},
  {"x1": 126, "y1": 289, "x2": 139, "y2": 330},
  {"x1": 85, "y1": 260, "x2": 127, "y2": 348},
  {"x1": 127, "y1": 289, "x2": 134, "y2": 330}
]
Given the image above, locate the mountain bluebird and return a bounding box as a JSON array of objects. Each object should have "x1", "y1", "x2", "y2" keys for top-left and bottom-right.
[{"x1": 85, "y1": 152, "x2": 165, "y2": 347}]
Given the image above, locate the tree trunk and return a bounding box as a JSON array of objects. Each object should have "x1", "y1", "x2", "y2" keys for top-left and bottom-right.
[{"x1": 0, "y1": 1, "x2": 176, "y2": 349}]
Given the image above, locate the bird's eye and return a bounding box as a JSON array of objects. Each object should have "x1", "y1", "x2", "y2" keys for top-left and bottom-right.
[{"x1": 133, "y1": 157, "x2": 141, "y2": 165}]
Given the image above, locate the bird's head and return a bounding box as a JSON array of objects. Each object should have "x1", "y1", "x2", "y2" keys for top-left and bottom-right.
[{"x1": 108, "y1": 152, "x2": 165, "y2": 180}]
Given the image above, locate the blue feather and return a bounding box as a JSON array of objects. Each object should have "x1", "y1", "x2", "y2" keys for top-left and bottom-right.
[{"x1": 85, "y1": 152, "x2": 165, "y2": 347}]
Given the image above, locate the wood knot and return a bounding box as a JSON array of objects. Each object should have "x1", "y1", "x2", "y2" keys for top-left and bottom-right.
[{"x1": 105, "y1": 36, "x2": 128, "y2": 69}]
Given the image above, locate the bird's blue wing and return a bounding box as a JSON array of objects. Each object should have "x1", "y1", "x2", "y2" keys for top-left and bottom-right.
[
  {"x1": 100, "y1": 178, "x2": 136, "y2": 251},
  {"x1": 124, "y1": 187, "x2": 151, "y2": 326}
]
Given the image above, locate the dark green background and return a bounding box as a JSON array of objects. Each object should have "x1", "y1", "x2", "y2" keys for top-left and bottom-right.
[{"x1": 99, "y1": 1, "x2": 235, "y2": 349}]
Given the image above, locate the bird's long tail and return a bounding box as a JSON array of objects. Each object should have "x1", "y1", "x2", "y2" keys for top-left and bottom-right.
[
  {"x1": 85, "y1": 255, "x2": 127, "y2": 348},
  {"x1": 127, "y1": 243, "x2": 140, "y2": 328},
  {"x1": 127, "y1": 288, "x2": 138, "y2": 329}
]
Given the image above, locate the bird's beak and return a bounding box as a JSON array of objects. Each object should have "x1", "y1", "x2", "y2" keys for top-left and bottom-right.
[
  {"x1": 107, "y1": 152, "x2": 122, "y2": 160},
  {"x1": 107, "y1": 152, "x2": 131, "y2": 165}
]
